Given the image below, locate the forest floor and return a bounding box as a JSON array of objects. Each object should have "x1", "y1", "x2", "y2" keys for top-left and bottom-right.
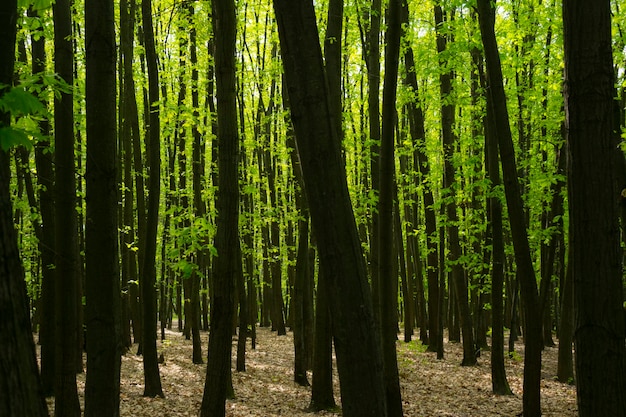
[{"x1": 43, "y1": 325, "x2": 577, "y2": 416}]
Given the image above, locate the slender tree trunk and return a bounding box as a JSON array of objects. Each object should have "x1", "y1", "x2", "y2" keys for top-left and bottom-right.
[
  {"x1": 563, "y1": 2, "x2": 626, "y2": 415},
  {"x1": 286, "y1": 96, "x2": 312, "y2": 386},
  {"x1": 235, "y1": 239, "x2": 248, "y2": 371},
  {"x1": 124, "y1": 0, "x2": 144, "y2": 348},
  {"x1": 293, "y1": 215, "x2": 310, "y2": 386},
  {"x1": 84, "y1": 0, "x2": 122, "y2": 413},
  {"x1": 477, "y1": 1, "x2": 543, "y2": 415},
  {"x1": 140, "y1": 0, "x2": 164, "y2": 398},
  {"x1": 273, "y1": 1, "x2": 387, "y2": 415},
  {"x1": 28, "y1": 5, "x2": 56, "y2": 396},
  {"x1": 200, "y1": 0, "x2": 239, "y2": 414},
  {"x1": 53, "y1": 0, "x2": 81, "y2": 413},
  {"x1": 309, "y1": 266, "x2": 336, "y2": 410},
  {"x1": 378, "y1": 0, "x2": 403, "y2": 415},
  {"x1": 484, "y1": 70, "x2": 512, "y2": 396},
  {"x1": 367, "y1": 0, "x2": 382, "y2": 324},
  {"x1": 401, "y1": 0, "x2": 440, "y2": 354},
  {"x1": 189, "y1": 2, "x2": 205, "y2": 366},
  {"x1": 434, "y1": 3, "x2": 475, "y2": 366},
  {"x1": 556, "y1": 246, "x2": 574, "y2": 383}
]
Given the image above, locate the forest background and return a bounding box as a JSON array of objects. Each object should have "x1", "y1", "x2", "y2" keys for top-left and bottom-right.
[{"x1": 0, "y1": 0, "x2": 625, "y2": 416}]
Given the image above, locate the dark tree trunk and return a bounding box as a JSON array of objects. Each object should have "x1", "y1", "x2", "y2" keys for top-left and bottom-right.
[
  {"x1": 366, "y1": 0, "x2": 382, "y2": 323},
  {"x1": 563, "y1": 2, "x2": 626, "y2": 415},
  {"x1": 53, "y1": 0, "x2": 81, "y2": 413},
  {"x1": 129, "y1": 2, "x2": 147, "y2": 349},
  {"x1": 189, "y1": 2, "x2": 205, "y2": 367},
  {"x1": 0, "y1": 3, "x2": 49, "y2": 414},
  {"x1": 28, "y1": 5, "x2": 56, "y2": 396},
  {"x1": 476, "y1": 1, "x2": 543, "y2": 415},
  {"x1": 378, "y1": 0, "x2": 403, "y2": 415},
  {"x1": 119, "y1": 0, "x2": 136, "y2": 351},
  {"x1": 556, "y1": 246, "x2": 574, "y2": 383},
  {"x1": 293, "y1": 215, "x2": 310, "y2": 386},
  {"x1": 484, "y1": 70, "x2": 512, "y2": 396},
  {"x1": 309, "y1": 267, "x2": 336, "y2": 411},
  {"x1": 200, "y1": 0, "x2": 239, "y2": 414},
  {"x1": 434, "y1": 3, "x2": 476, "y2": 366},
  {"x1": 286, "y1": 102, "x2": 312, "y2": 386},
  {"x1": 140, "y1": 0, "x2": 164, "y2": 398},
  {"x1": 400, "y1": 0, "x2": 440, "y2": 354},
  {"x1": 273, "y1": 1, "x2": 387, "y2": 415},
  {"x1": 84, "y1": 0, "x2": 123, "y2": 413},
  {"x1": 235, "y1": 239, "x2": 247, "y2": 371}
]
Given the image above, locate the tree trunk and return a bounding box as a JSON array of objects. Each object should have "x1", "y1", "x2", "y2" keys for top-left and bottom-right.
[
  {"x1": 53, "y1": 0, "x2": 81, "y2": 413},
  {"x1": 189, "y1": 2, "x2": 205, "y2": 366},
  {"x1": 366, "y1": 0, "x2": 382, "y2": 323},
  {"x1": 563, "y1": 2, "x2": 626, "y2": 415},
  {"x1": 0, "y1": 3, "x2": 49, "y2": 414},
  {"x1": 286, "y1": 101, "x2": 312, "y2": 386},
  {"x1": 84, "y1": 0, "x2": 122, "y2": 413},
  {"x1": 556, "y1": 246, "x2": 574, "y2": 383},
  {"x1": 484, "y1": 69, "x2": 512, "y2": 396},
  {"x1": 235, "y1": 240, "x2": 247, "y2": 371},
  {"x1": 378, "y1": 0, "x2": 403, "y2": 415},
  {"x1": 200, "y1": 0, "x2": 239, "y2": 414},
  {"x1": 434, "y1": 3, "x2": 475, "y2": 366},
  {"x1": 140, "y1": 0, "x2": 164, "y2": 398},
  {"x1": 28, "y1": 5, "x2": 56, "y2": 396},
  {"x1": 476, "y1": 1, "x2": 543, "y2": 415},
  {"x1": 273, "y1": 1, "x2": 387, "y2": 415},
  {"x1": 309, "y1": 266, "x2": 336, "y2": 410},
  {"x1": 400, "y1": 0, "x2": 440, "y2": 354}
]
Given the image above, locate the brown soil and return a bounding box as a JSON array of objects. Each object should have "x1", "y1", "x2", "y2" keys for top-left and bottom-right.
[{"x1": 44, "y1": 326, "x2": 577, "y2": 416}]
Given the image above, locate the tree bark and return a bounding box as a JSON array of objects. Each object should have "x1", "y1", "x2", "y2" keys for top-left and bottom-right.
[
  {"x1": 476, "y1": 1, "x2": 543, "y2": 415},
  {"x1": 273, "y1": 1, "x2": 387, "y2": 415},
  {"x1": 401, "y1": 0, "x2": 440, "y2": 354},
  {"x1": 434, "y1": 3, "x2": 476, "y2": 366},
  {"x1": 140, "y1": 0, "x2": 164, "y2": 398},
  {"x1": 484, "y1": 70, "x2": 512, "y2": 396},
  {"x1": 556, "y1": 246, "x2": 574, "y2": 383},
  {"x1": 53, "y1": 0, "x2": 81, "y2": 413},
  {"x1": 378, "y1": 0, "x2": 403, "y2": 415},
  {"x1": 28, "y1": 5, "x2": 56, "y2": 396},
  {"x1": 0, "y1": 2, "x2": 49, "y2": 414},
  {"x1": 200, "y1": 0, "x2": 239, "y2": 414},
  {"x1": 84, "y1": 0, "x2": 123, "y2": 413},
  {"x1": 366, "y1": 0, "x2": 382, "y2": 323},
  {"x1": 309, "y1": 266, "x2": 336, "y2": 410},
  {"x1": 563, "y1": 1, "x2": 626, "y2": 415}
]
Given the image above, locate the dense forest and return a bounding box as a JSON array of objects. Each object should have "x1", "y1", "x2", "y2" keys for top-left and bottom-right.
[{"x1": 1, "y1": 0, "x2": 625, "y2": 416}]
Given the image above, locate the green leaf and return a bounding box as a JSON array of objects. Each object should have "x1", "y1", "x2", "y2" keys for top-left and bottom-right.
[
  {"x1": 30, "y1": 0, "x2": 53, "y2": 10},
  {"x1": 0, "y1": 86, "x2": 45, "y2": 116},
  {"x1": 0, "y1": 127, "x2": 32, "y2": 151}
]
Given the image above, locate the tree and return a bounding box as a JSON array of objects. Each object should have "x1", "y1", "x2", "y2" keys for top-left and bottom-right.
[
  {"x1": 476, "y1": 0, "x2": 543, "y2": 415},
  {"x1": 273, "y1": 1, "x2": 387, "y2": 415},
  {"x1": 563, "y1": 1, "x2": 626, "y2": 415},
  {"x1": 140, "y1": 0, "x2": 164, "y2": 398},
  {"x1": 309, "y1": 266, "x2": 336, "y2": 410},
  {"x1": 28, "y1": 4, "x2": 56, "y2": 396},
  {"x1": 53, "y1": 0, "x2": 81, "y2": 412},
  {"x1": 200, "y1": 0, "x2": 239, "y2": 414},
  {"x1": 400, "y1": 0, "x2": 440, "y2": 355},
  {"x1": 84, "y1": 0, "x2": 122, "y2": 414},
  {"x1": 378, "y1": 0, "x2": 403, "y2": 414},
  {"x1": 484, "y1": 70, "x2": 512, "y2": 396},
  {"x1": 0, "y1": 1, "x2": 49, "y2": 414},
  {"x1": 434, "y1": 2, "x2": 476, "y2": 366}
]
